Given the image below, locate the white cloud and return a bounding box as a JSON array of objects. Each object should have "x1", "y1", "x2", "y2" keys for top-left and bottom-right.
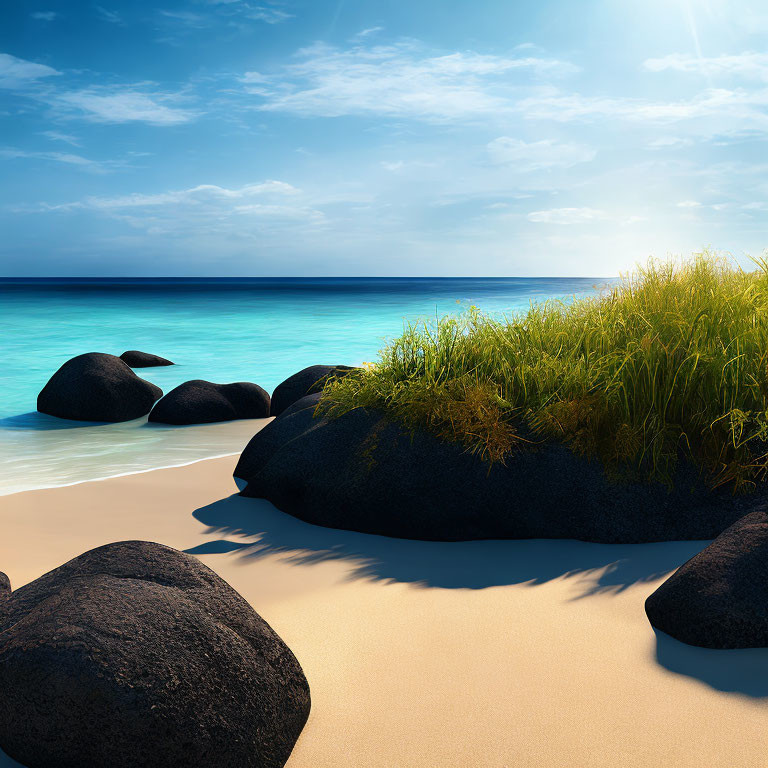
[
  {"x1": 95, "y1": 6, "x2": 123, "y2": 24},
  {"x1": 159, "y1": 10, "x2": 207, "y2": 28},
  {"x1": 0, "y1": 53, "x2": 59, "y2": 89},
  {"x1": 38, "y1": 181, "x2": 298, "y2": 212},
  {"x1": 644, "y1": 52, "x2": 768, "y2": 82},
  {"x1": 39, "y1": 130, "x2": 81, "y2": 146},
  {"x1": 516, "y1": 87, "x2": 768, "y2": 124},
  {"x1": 352, "y1": 27, "x2": 384, "y2": 41},
  {"x1": 486, "y1": 137, "x2": 595, "y2": 170},
  {"x1": 677, "y1": 200, "x2": 702, "y2": 208},
  {"x1": 31, "y1": 11, "x2": 58, "y2": 21},
  {"x1": 647, "y1": 136, "x2": 693, "y2": 149},
  {"x1": 244, "y1": 41, "x2": 578, "y2": 121},
  {"x1": 527, "y1": 207, "x2": 607, "y2": 224},
  {"x1": 203, "y1": 1, "x2": 292, "y2": 24},
  {"x1": 31, "y1": 180, "x2": 324, "y2": 238},
  {"x1": 56, "y1": 89, "x2": 198, "y2": 125},
  {"x1": 0, "y1": 147, "x2": 113, "y2": 173}
]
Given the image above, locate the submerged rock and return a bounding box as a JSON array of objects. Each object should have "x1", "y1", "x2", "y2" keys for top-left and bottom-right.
[
  {"x1": 0, "y1": 541, "x2": 310, "y2": 768},
  {"x1": 270, "y1": 365, "x2": 356, "y2": 417},
  {"x1": 37, "y1": 352, "x2": 162, "y2": 422},
  {"x1": 120, "y1": 350, "x2": 174, "y2": 368},
  {"x1": 645, "y1": 509, "x2": 768, "y2": 648},
  {"x1": 236, "y1": 402, "x2": 758, "y2": 543},
  {"x1": 149, "y1": 380, "x2": 270, "y2": 424}
]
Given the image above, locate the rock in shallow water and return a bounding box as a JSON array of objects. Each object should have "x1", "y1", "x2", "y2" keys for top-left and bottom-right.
[
  {"x1": 645, "y1": 508, "x2": 768, "y2": 648},
  {"x1": 0, "y1": 541, "x2": 310, "y2": 768},
  {"x1": 149, "y1": 379, "x2": 270, "y2": 424},
  {"x1": 235, "y1": 398, "x2": 761, "y2": 543},
  {"x1": 120, "y1": 350, "x2": 174, "y2": 368},
  {"x1": 37, "y1": 352, "x2": 163, "y2": 423},
  {"x1": 270, "y1": 365, "x2": 356, "y2": 417}
]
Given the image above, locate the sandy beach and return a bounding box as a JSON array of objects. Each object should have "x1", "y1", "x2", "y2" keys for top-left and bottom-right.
[{"x1": 1, "y1": 456, "x2": 767, "y2": 767}]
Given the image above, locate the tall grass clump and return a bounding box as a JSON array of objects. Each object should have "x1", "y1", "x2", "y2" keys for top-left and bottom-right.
[{"x1": 321, "y1": 252, "x2": 768, "y2": 490}]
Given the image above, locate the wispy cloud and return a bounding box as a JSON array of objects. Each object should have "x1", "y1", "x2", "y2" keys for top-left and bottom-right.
[
  {"x1": 0, "y1": 53, "x2": 59, "y2": 89},
  {"x1": 487, "y1": 137, "x2": 595, "y2": 170},
  {"x1": 52, "y1": 181, "x2": 300, "y2": 210},
  {"x1": 516, "y1": 87, "x2": 768, "y2": 129},
  {"x1": 55, "y1": 88, "x2": 198, "y2": 125},
  {"x1": 644, "y1": 52, "x2": 768, "y2": 82},
  {"x1": 527, "y1": 207, "x2": 607, "y2": 224},
  {"x1": 159, "y1": 10, "x2": 208, "y2": 28},
  {"x1": 28, "y1": 180, "x2": 325, "y2": 238},
  {"x1": 95, "y1": 6, "x2": 123, "y2": 24},
  {"x1": 0, "y1": 147, "x2": 115, "y2": 173},
  {"x1": 351, "y1": 27, "x2": 384, "y2": 41},
  {"x1": 39, "y1": 130, "x2": 81, "y2": 146},
  {"x1": 243, "y1": 41, "x2": 578, "y2": 121},
  {"x1": 204, "y1": 1, "x2": 293, "y2": 24},
  {"x1": 31, "y1": 11, "x2": 58, "y2": 21}
]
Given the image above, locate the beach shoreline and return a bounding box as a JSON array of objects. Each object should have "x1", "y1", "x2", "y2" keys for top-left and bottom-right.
[{"x1": 1, "y1": 456, "x2": 767, "y2": 767}]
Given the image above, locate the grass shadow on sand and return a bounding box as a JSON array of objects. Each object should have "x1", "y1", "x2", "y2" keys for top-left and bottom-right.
[
  {"x1": 188, "y1": 493, "x2": 706, "y2": 594},
  {"x1": 190, "y1": 494, "x2": 768, "y2": 698}
]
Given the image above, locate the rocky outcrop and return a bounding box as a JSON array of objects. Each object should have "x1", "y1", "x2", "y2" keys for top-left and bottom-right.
[
  {"x1": 270, "y1": 365, "x2": 356, "y2": 417},
  {"x1": 149, "y1": 380, "x2": 270, "y2": 424},
  {"x1": 645, "y1": 508, "x2": 768, "y2": 648},
  {"x1": 236, "y1": 402, "x2": 759, "y2": 543},
  {"x1": 37, "y1": 352, "x2": 162, "y2": 423},
  {"x1": 0, "y1": 541, "x2": 310, "y2": 768},
  {"x1": 119, "y1": 350, "x2": 174, "y2": 368}
]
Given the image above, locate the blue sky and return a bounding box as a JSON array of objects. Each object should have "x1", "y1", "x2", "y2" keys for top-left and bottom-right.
[{"x1": 1, "y1": 0, "x2": 766, "y2": 276}]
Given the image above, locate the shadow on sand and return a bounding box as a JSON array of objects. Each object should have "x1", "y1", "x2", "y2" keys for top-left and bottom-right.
[
  {"x1": 189, "y1": 493, "x2": 768, "y2": 697},
  {"x1": 188, "y1": 493, "x2": 707, "y2": 594},
  {"x1": 653, "y1": 630, "x2": 768, "y2": 697}
]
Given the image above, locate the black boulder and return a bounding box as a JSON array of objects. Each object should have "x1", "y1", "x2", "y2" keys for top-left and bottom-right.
[
  {"x1": 37, "y1": 352, "x2": 162, "y2": 423},
  {"x1": 149, "y1": 380, "x2": 270, "y2": 424},
  {"x1": 120, "y1": 350, "x2": 174, "y2": 368},
  {"x1": 645, "y1": 508, "x2": 768, "y2": 648},
  {"x1": 237, "y1": 403, "x2": 759, "y2": 543},
  {"x1": 0, "y1": 541, "x2": 311, "y2": 768},
  {"x1": 270, "y1": 365, "x2": 356, "y2": 417}
]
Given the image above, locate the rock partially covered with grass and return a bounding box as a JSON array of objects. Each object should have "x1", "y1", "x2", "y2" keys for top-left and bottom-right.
[
  {"x1": 645, "y1": 509, "x2": 768, "y2": 648},
  {"x1": 149, "y1": 380, "x2": 270, "y2": 424},
  {"x1": 0, "y1": 541, "x2": 310, "y2": 768},
  {"x1": 37, "y1": 352, "x2": 162, "y2": 423},
  {"x1": 120, "y1": 350, "x2": 174, "y2": 367},
  {"x1": 270, "y1": 365, "x2": 356, "y2": 417},
  {"x1": 236, "y1": 399, "x2": 756, "y2": 543}
]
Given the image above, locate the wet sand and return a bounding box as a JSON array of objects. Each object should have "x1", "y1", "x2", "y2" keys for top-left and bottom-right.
[{"x1": 1, "y1": 456, "x2": 767, "y2": 767}]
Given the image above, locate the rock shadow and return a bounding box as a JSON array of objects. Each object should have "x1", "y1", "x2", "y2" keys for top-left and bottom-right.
[
  {"x1": 653, "y1": 629, "x2": 768, "y2": 698},
  {"x1": 0, "y1": 748, "x2": 24, "y2": 767},
  {"x1": 189, "y1": 493, "x2": 707, "y2": 594},
  {"x1": 0, "y1": 412, "x2": 108, "y2": 430}
]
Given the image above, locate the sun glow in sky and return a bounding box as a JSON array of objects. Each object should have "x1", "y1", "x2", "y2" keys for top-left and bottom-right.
[{"x1": 1, "y1": 0, "x2": 766, "y2": 275}]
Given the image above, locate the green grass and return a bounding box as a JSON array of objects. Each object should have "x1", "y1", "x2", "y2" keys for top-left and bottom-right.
[{"x1": 320, "y1": 252, "x2": 768, "y2": 490}]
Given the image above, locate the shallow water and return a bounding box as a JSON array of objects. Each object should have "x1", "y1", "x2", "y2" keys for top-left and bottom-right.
[{"x1": 0, "y1": 277, "x2": 608, "y2": 494}]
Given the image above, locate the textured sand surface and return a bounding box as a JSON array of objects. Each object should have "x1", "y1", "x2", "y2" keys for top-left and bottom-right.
[{"x1": 2, "y1": 456, "x2": 768, "y2": 767}]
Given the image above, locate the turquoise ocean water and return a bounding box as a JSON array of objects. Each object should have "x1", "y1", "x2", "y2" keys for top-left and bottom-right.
[{"x1": 0, "y1": 278, "x2": 608, "y2": 494}]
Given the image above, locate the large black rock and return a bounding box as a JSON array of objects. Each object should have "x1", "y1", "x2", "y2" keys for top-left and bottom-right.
[
  {"x1": 149, "y1": 380, "x2": 270, "y2": 424},
  {"x1": 270, "y1": 365, "x2": 356, "y2": 417},
  {"x1": 645, "y1": 509, "x2": 768, "y2": 648},
  {"x1": 236, "y1": 401, "x2": 760, "y2": 543},
  {"x1": 0, "y1": 541, "x2": 310, "y2": 768},
  {"x1": 37, "y1": 352, "x2": 163, "y2": 423},
  {"x1": 120, "y1": 350, "x2": 174, "y2": 368}
]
